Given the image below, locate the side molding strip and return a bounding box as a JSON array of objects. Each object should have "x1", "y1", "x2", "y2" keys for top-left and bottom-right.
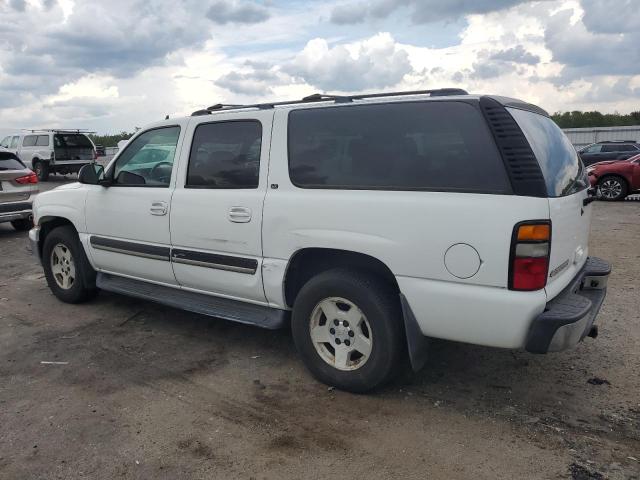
[
  {"x1": 172, "y1": 248, "x2": 258, "y2": 275},
  {"x1": 90, "y1": 236, "x2": 170, "y2": 261}
]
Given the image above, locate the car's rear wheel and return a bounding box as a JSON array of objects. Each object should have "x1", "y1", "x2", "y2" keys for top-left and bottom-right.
[
  {"x1": 34, "y1": 161, "x2": 50, "y2": 182},
  {"x1": 291, "y1": 268, "x2": 404, "y2": 393},
  {"x1": 11, "y1": 218, "x2": 32, "y2": 231},
  {"x1": 42, "y1": 225, "x2": 97, "y2": 303},
  {"x1": 598, "y1": 175, "x2": 628, "y2": 201}
]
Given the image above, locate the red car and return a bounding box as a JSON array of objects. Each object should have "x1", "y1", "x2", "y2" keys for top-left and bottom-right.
[{"x1": 588, "y1": 154, "x2": 640, "y2": 201}]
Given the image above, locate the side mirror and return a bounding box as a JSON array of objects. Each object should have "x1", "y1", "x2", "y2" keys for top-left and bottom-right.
[{"x1": 78, "y1": 164, "x2": 105, "y2": 185}]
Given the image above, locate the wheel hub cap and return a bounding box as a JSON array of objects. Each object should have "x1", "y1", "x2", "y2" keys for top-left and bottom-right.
[
  {"x1": 600, "y1": 180, "x2": 621, "y2": 198},
  {"x1": 309, "y1": 297, "x2": 373, "y2": 371},
  {"x1": 50, "y1": 243, "x2": 76, "y2": 290}
]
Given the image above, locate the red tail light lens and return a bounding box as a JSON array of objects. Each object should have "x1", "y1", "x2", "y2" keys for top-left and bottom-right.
[
  {"x1": 15, "y1": 172, "x2": 39, "y2": 184},
  {"x1": 509, "y1": 221, "x2": 550, "y2": 291}
]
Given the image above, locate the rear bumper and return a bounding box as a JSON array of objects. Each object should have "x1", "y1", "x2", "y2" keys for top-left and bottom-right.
[
  {"x1": 525, "y1": 257, "x2": 610, "y2": 354},
  {"x1": 0, "y1": 201, "x2": 32, "y2": 223}
]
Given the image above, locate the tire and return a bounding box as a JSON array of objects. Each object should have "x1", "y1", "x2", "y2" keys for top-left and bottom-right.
[
  {"x1": 34, "y1": 161, "x2": 50, "y2": 182},
  {"x1": 291, "y1": 268, "x2": 404, "y2": 393},
  {"x1": 42, "y1": 225, "x2": 97, "y2": 303},
  {"x1": 598, "y1": 175, "x2": 628, "y2": 201},
  {"x1": 11, "y1": 218, "x2": 32, "y2": 231}
]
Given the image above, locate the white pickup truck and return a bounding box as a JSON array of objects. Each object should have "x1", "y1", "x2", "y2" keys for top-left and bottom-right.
[{"x1": 29, "y1": 89, "x2": 610, "y2": 392}]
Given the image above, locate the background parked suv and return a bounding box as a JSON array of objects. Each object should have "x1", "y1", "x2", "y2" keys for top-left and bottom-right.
[
  {"x1": 578, "y1": 141, "x2": 640, "y2": 166},
  {"x1": 1, "y1": 130, "x2": 97, "y2": 181},
  {"x1": 0, "y1": 152, "x2": 38, "y2": 231}
]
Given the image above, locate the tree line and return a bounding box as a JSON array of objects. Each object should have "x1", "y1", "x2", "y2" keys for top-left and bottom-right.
[
  {"x1": 87, "y1": 131, "x2": 137, "y2": 147},
  {"x1": 552, "y1": 111, "x2": 640, "y2": 128}
]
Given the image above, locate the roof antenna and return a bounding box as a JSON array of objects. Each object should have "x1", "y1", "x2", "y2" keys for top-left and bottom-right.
[{"x1": 165, "y1": 115, "x2": 170, "y2": 120}]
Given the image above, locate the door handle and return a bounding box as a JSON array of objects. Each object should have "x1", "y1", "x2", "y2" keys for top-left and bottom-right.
[
  {"x1": 150, "y1": 201, "x2": 168, "y2": 216},
  {"x1": 228, "y1": 206, "x2": 252, "y2": 223}
]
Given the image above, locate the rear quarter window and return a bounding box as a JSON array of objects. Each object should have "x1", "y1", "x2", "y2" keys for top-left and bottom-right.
[
  {"x1": 288, "y1": 101, "x2": 511, "y2": 193},
  {"x1": 507, "y1": 108, "x2": 586, "y2": 197}
]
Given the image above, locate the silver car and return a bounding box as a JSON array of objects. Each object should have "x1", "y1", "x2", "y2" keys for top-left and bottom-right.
[{"x1": 0, "y1": 151, "x2": 38, "y2": 231}]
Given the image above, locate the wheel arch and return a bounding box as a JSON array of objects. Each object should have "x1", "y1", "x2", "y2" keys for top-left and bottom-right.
[
  {"x1": 37, "y1": 216, "x2": 78, "y2": 258},
  {"x1": 283, "y1": 247, "x2": 400, "y2": 308}
]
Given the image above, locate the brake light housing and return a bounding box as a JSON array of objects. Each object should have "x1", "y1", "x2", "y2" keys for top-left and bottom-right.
[
  {"x1": 509, "y1": 221, "x2": 551, "y2": 291},
  {"x1": 15, "y1": 172, "x2": 39, "y2": 184}
]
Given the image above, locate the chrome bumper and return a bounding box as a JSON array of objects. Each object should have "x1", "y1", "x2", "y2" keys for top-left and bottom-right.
[{"x1": 28, "y1": 226, "x2": 41, "y2": 264}]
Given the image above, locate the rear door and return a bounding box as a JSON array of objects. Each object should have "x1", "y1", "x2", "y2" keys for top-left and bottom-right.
[
  {"x1": 508, "y1": 108, "x2": 591, "y2": 298},
  {"x1": 169, "y1": 111, "x2": 273, "y2": 304}
]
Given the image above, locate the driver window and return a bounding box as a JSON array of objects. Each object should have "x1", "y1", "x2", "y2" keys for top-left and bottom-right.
[{"x1": 113, "y1": 126, "x2": 180, "y2": 186}]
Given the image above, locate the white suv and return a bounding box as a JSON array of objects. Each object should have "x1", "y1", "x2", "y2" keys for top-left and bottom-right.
[
  {"x1": 28, "y1": 89, "x2": 611, "y2": 392},
  {"x1": 1, "y1": 130, "x2": 97, "y2": 181}
]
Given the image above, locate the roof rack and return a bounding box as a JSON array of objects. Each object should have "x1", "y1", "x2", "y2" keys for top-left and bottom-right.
[
  {"x1": 191, "y1": 88, "x2": 469, "y2": 116},
  {"x1": 597, "y1": 140, "x2": 637, "y2": 144},
  {"x1": 21, "y1": 129, "x2": 96, "y2": 134}
]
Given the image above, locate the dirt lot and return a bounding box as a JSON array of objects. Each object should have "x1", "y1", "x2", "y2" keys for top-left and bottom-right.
[{"x1": 0, "y1": 193, "x2": 638, "y2": 479}]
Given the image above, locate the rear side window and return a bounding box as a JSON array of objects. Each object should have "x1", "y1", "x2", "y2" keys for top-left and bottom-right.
[
  {"x1": 36, "y1": 135, "x2": 49, "y2": 146},
  {"x1": 54, "y1": 134, "x2": 93, "y2": 148},
  {"x1": 288, "y1": 101, "x2": 510, "y2": 193},
  {"x1": 186, "y1": 121, "x2": 262, "y2": 189},
  {"x1": 0, "y1": 153, "x2": 25, "y2": 170},
  {"x1": 508, "y1": 108, "x2": 586, "y2": 197},
  {"x1": 22, "y1": 135, "x2": 37, "y2": 147},
  {"x1": 582, "y1": 144, "x2": 601, "y2": 153}
]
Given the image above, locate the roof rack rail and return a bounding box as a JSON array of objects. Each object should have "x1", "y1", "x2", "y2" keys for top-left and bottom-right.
[
  {"x1": 20, "y1": 128, "x2": 96, "y2": 134},
  {"x1": 190, "y1": 87, "x2": 469, "y2": 116},
  {"x1": 597, "y1": 140, "x2": 637, "y2": 144}
]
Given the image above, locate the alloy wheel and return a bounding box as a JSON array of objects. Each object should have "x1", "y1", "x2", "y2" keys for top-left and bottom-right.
[{"x1": 309, "y1": 297, "x2": 373, "y2": 371}]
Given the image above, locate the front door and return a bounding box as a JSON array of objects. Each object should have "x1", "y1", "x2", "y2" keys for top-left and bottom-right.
[
  {"x1": 85, "y1": 124, "x2": 185, "y2": 285},
  {"x1": 170, "y1": 112, "x2": 273, "y2": 304}
]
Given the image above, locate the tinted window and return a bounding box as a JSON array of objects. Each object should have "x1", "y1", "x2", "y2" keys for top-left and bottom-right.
[
  {"x1": 54, "y1": 134, "x2": 93, "y2": 148},
  {"x1": 616, "y1": 144, "x2": 636, "y2": 152},
  {"x1": 288, "y1": 101, "x2": 510, "y2": 192},
  {"x1": 582, "y1": 144, "x2": 601, "y2": 153},
  {"x1": 508, "y1": 108, "x2": 586, "y2": 197},
  {"x1": 187, "y1": 121, "x2": 262, "y2": 189},
  {"x1": 601, "y1": 144, "x2": 621, "y2": 152},
  {"x1": 112, "y1": 127, "x2": 180, "y2": 187},
  {"x1": 35, "y1": 135, "x2": 49, "y2": 146},
  {"x1": 0, "y1": 153, "x2": 25, "y2": 170},
  {"x1": 22, "y1": 135, "x2": 37, "y2": 147},
  {"x1": 10, "y1": 136, "x2": 19, "y2": 148}
]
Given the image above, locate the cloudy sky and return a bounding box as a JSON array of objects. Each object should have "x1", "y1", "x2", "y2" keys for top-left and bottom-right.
[{"x1": 0, "y1": 0, "x2": 638, "y2": 135}]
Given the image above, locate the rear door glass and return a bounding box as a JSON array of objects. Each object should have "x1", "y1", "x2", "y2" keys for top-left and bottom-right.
[
  {"x1": 36, "y1": 135, "x2": 49, "y2": 146},
  {"x1": 0, "y1": 154, "x2": 25, "y2": 170},
  {"x1": 22, "y1": 136, "x2": 37, "y2": 147},
  {"x1": 508, "y1": 107, "x2": 586, "y2": 197},
  {"x1": 288, "y1": 101, "x2": 510, "y2": 193}
]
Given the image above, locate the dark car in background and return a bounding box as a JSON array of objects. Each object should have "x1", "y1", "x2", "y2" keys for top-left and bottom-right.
[
  {"x1": 588, "y1": 154, "x2": 640, "y2": 201},
  {"x1": 95, "y1": 144, "x2": 106, "y2": 157},
  {"x1": 578, "y1": 141, "x2": 640, "y2": 166}
]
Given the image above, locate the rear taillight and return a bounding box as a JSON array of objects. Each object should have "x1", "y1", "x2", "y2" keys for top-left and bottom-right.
[
  {"x1": 15, "y1": 172, "x2": 39, "y2": 184},
  {"x1": 509, "y1": 221, "x2": 551, "y2": 291}
]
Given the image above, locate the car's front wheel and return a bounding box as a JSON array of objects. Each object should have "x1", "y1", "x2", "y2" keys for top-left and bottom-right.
[
  {"x1": 598, "y1": 175, "x2": 628, "y2": 201},
  {"x1": 42, "y1": 225, "x2": 97, "y2": 303},
  {"x1": 291, "y1": 268, "x2": 404, "y2": 393}
]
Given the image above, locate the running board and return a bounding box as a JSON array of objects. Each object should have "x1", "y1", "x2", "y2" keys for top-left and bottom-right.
[{"x1": 96, "y1": 273, "x2": 288, "y2": 330}]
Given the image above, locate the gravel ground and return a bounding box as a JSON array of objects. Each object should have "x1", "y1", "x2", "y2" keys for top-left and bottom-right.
[{"x1": 0, "y1": 195, "x2": 638, "y2": 479}]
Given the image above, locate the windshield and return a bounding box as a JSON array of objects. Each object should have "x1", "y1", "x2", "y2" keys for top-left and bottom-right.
[{"x1": 508, "y1": 107, "x2": 587, "y2": 197}]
